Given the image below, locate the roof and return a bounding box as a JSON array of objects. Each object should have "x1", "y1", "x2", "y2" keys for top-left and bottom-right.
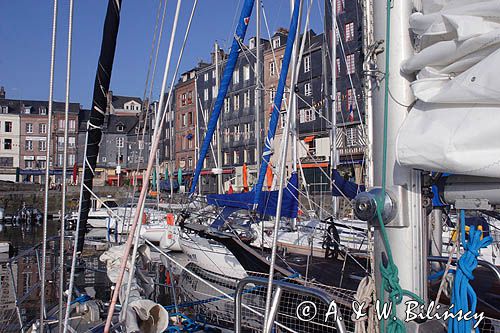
[
  {"x1": 0, "y1": 98, "x2": 80, "y2": 114},
  {"x1": 110, "y1": 95, "x2": 142, "y2": 109},
  {"x1": 105, "y1": 114, "x2": 139, "y2": 134}
]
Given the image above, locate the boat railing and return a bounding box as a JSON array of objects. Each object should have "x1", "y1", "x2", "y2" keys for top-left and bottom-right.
[{"x1": 234, "y1": 275, "x2": 349, "y2": 333}]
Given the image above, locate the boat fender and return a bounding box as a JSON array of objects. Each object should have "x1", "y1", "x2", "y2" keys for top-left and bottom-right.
[
  {"x1": 166, "y1": 213, "x2": 175, "y2": 226},
  {"x1": 322, "y1": 223, "x2": 340, "y2": 259},
  {"x1": 142, "y1": 212, "x2": 147, "y2": 225}
]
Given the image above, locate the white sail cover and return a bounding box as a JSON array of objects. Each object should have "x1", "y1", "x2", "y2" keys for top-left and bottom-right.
[{"x1": 396, "y1": 0, "x2": 500, "y2": 177}]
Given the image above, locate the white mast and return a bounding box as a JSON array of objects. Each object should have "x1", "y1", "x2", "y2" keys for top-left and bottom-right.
[
  {"x1": 362, "y1": 0, "x2": 374, "y2": 188},
  {"x1": 370, "y1": 0, "x2": 426, "y2": 318},
  {"x1": 330, "y1": 0, "x2": 338, "y2": 218},
  {"x1": 215, "y1": 41, "x2": 223, "y2": 194},
  {"x1": 255, "y1": 3, "x2": 261, "y2": 170}
]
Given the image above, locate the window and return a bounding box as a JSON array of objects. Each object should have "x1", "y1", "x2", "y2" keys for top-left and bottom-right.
[
  {"x1": 224, "y1": 97, "x2": 230, "y2": 113},
  {"x1": 4, "y1": 138, "x2": 12, "y2": 150},
  {"x1": 233, "y1": 95, "x2": 240, "y2": 110},
  {"x1": 68, "y1": 154, "x2": 75, "y2": 166},
  {"x1": 224, "y1": 128, "x2": 230, "y2": 143},
  {"x1": 299, "y1": 108, "x2": 316, "y2": 123},
  {"x1": 272, "y1": 37, "x2": 281, "y2": 48},
  {"x1": 24, "y1": 107, "x2": 31, "y2": 114},
  {"x1": 188, "y1": 137, "x2": 193, "y2": 149},
  {"x1": 116, "y1": 137, "x2": 124, "y2": 148},
  {"x1": 204, "y1": 88, "x2": 209, "y2": 101},
  {"x1": 346, "y1": 54, "x2": 355, "y2": 74},
  {"x1": 336, "y1": 58, "x2": 341, "y2": 76},
  {"x1": 38, "y1": 160, "x2": 46, "y2": 169},
  {"x1": 25, "y1": 160, "x2": 34, "y2": 169},
  {"x1": 69, "y1": 119, "x2": 76, "y2": 131},
  {"x1": 224, "y1": 152, "x2": 230, "y2": 165},
  {"x1": 204, "y1": 72, "x2": 209, "y2": 81},
  {"x1": 57, "y1": 136, "x2": 64, "y2": 150},
  {"x1": 39, "y1": 140, "x2": 46, "y2": 151},
  {"x1": 347, "y1": 88, "x2": 356, "y2": 110},
  {"x1": 336, "y1": 0, "x2": 344, "y2": 13},
  {"x1": 68, "y1": 137, "x2": 76, "y2": 148},
  {"x1": 39, "y1": 123, "x2": 47, "y2": 134},
  {"x1": 234, "y1": 125, "x2": 240, "y2": 141},
  {"x1": 243, "y1": 90, "x2": 251, "y2": 108},
  {"x1": 1, "y1": 106, "x2": 8, "y2": 114},
  {"x1": 269, "y1": 62, "x2": 275, "y2": 77},
  {"x1": 233, "y1": 69, "x2": 240, "y2": 84},
  {"x1": 243, "y1": 64, "x2": 250, "y2": 81},
  {"x1": 26, "y1": 123, "x2": 33, "y2": 133},
  {"x1": 269, "y1": 87, "x2": 276, "y2": 104},
  {"x1": 304, "y1": 83, "x2": 312, "y2": 96},
  {"x1": 5, "y1": 121, "x2": 12, "y2": 133},
  {"x1": 346, "y1": 127, "x2": 357, "y2": 147},
  {"x1": 243, "y1": 123, "x2": 251, "y2": 140},
  {"x1": 188, "y1": 112, "x2": 193, "y2": 126},
  {"x1": 40, "y1": 107, "x2": 47, "y2": 115},
  {"x1": 25, "y1": 140, "x2": 33, "y2": 151},
  {"x1": 181, "y1": 93, "x2": 187, "y2": 106},
  {"x1": 336, "y1": 91, "x2": 342, "y2": 112},
  {"x1": 117, "y1": 124, "x2": 124, "y2": 132},
  {"x1": 304, "y1": 55, "x2": 311, "y2": 73},
  {"x1": 244, "y1": 149, "x2": 249, "y2": 163},
  {"x1": 212, "y1": 85, "x2": 218, "y2": 98},
  {"x1": 249, "y1": 38, "x2": 256, "y2": 49},
  {"x1": 58, "y1": 119, "x2": 65, "y2": 129},
  {"x1": 234, "y1": 150, "x2": 240, "y2": 164},
  {"x1": 0, "y1": 157, "x2": 13, "y2": 166},
  {"x1": 188, "y1": 157, "x2": 193, "y2": 169},
  {"x1": 187, "y1": 91, "x2": 193, "y2": 104},
  {"x1": 212, "y1": 70, "x2": 216, "y2": 79},
  {"x1": 58, "y1": 153, "x2": 64, "y2": 166},
  {"x1": 182, "y1": 114, "x2": 187, "y2": 127},
  {"x1": 345, "y1": 22, "x2": 354, "y2": 41}
]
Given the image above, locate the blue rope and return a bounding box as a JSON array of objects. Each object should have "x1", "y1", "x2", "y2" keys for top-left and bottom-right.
[{"x1": 448, "y1": 210, "x2": 492, "y2": 333}]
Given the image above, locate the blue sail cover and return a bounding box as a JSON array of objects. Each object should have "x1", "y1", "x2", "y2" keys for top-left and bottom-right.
[
  {"x1": 253, "y1": 0, "x2": 301, "y2": 207},
  {"x1": 207, "y1": 173, "x2": 299, "y2": 220},
  {"x1": 189, "y1": 0, "x2": 255, "y2": 195},
  {"x1": 332, "y1": 169, "x2": 365, "y2": 199}
]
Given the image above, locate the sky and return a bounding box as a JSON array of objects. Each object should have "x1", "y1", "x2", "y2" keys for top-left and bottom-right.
[{"x1": 0, "y1": 0, "x2": 325, "y2": 109}]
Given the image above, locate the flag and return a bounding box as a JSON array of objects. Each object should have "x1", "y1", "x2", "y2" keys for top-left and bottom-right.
[
  {"x1": 348, "y1": 104, "x2": 354, "y2": 122},
  {"x1": 242, "y1": 163, "x2": 249, "y2": 192},
  {"x1": 228, "y1": 183, "x2": 234, "y2": 194},
  {"x1": 177, "y1": 168, "x2": 183, "y2": 186}
]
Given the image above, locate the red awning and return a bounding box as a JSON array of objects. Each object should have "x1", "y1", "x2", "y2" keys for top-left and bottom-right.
[{"x1": 304, "y1": 135, "x2": 315, "y2": 143}]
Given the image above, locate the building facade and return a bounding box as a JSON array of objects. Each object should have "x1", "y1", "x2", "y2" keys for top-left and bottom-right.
[{"x1": 0, "y1": 94, "x2": 21, "y2": 181}]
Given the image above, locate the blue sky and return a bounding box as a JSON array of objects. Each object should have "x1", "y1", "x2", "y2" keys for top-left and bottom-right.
[{"x1": 0, "y1": 0, "x2": 324, "y2": 109}]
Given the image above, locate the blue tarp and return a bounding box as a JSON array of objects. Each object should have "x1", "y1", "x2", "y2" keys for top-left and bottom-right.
[
  {"x1": 207, "y1": 173, "x2": 299, "y2": 219},
  {"x1": 159, "y1": 179, "x2": 179, "y2": 191},
  {"x1": 332, "y1": 169, "x2": 365, "y2": 199}
]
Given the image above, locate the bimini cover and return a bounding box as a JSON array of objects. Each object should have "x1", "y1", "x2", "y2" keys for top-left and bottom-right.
[
  {"x1": 397, "y1": 0, "x2": 500, "y2": 178},
  {"x1": 206, "y1": 172, "x2": 299, "y2": 219}
]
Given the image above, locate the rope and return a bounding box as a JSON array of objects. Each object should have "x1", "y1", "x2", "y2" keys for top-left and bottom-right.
[
  {"x1": 375, "y1": 2, "x2": 424, "y2": 333},
  {"x1": 448, "y1": 210, "x2": 492, "y2": 333},
  {"x1": 40, "y1": 1, "x2": 58, "y2": 331},
  {"x1": 353, "y1": 276, "x2": 377, "y2": 333}
]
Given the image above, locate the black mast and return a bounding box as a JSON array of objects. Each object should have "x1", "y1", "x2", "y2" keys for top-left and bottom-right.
[{"x1": 77, "y1": 0, "x2": 122, "y2": 252}]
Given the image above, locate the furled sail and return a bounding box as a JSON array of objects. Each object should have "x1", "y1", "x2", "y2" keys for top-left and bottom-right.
[
  {"x1": 396, "y1": 0, "x2": 500, "y2": 178},
  {"x1": 78, "y1": 0, "x2": 122, "y2": 251},
  {"x1": 189, "y1": 0, "x2": 255, "y2": 194},
  {"x1": 331, "y1": 169, "x2": 365, "y2": 199}
]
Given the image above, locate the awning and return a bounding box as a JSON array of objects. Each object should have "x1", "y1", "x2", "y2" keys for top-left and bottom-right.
[{"x1": 304, "y1": 135, "x2": 315, "y2": 143}]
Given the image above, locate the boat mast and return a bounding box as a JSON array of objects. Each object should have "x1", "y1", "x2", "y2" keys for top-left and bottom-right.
[
  {"x1": 255, "y1": 2, "x2": 261, "y2": 170},
  {"x1": 362, "y1": 0, "x2": 374, "y2": 188},
  {"x1": 354, "y1": 0, "x2": 427, "y2": 324},
  {"x1": 215, "y1": 41, "x2": 223, "y2": 194},
  {"x1": 330, "y1": 0, "x2": 338, "y2": 218}
]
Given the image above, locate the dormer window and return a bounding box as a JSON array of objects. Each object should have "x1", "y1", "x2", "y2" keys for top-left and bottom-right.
[
  {"x1": 1, "y1": 106, "x2": 7, "y2": 114},
  {"x1": 249, "y1": 38, "x2": 256, "y2": 49},
  {"x1": 24, "y1": 106, "x2": 31, "y2": 114},
  {"x1": 40, "y1": 107, "x2": 47, "y2": 115},
  {"x1": 272, "y1": 37, "x2": 281, "y2": 48},
  {"x1": 117, "y1": 124, "x2": 124, "y2": 132}
]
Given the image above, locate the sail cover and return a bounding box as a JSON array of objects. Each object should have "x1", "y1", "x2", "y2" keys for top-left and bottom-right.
[
  {"x1": 396, "y1": 0, "x2": 500, "y2": 178},
  {"x1": 332, "y1": 169, "x2": 365, "y2": 199},
  {"x1": 206, "y1": 173, "x2": 299, "y2": 219}
]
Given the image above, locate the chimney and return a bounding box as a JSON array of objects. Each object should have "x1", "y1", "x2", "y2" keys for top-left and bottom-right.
[{"x1": 0, "y1": 86, "x2": 5, "y2": 99}]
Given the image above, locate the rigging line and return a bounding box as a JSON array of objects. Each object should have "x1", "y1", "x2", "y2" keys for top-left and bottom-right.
[
  {"x1": 142, "y1": 0, "x2": 164, "y2": 104},
  {"x1": 104, "y1": 0, "x2": 197, "y2": 330},
  {"x1": 142, "y1": 238, "x2": 299, "y2": 333},
  {"x1": 40, "y1": 1, "x2": 58, "y2": 331},
  {"x1": 58, "y1": 0, "x2": 74, "y2": 329}
]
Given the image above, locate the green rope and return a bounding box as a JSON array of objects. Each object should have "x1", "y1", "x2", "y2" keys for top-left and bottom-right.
[{"x1": 376, "y1": 1, "x2": 424, "y2": 332}]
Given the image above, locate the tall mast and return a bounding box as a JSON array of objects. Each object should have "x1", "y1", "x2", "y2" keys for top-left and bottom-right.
[
  {"x1": 255, "y1": 2, "x2": 261, "y2": 170},
  {"x1": 330, "y1": 0, "x2": 338, "y2": 218},
  {"x1": 362, "y1": 0, "x2": 374, "y2": 187},
  {"x1": 215, "y1": 41, "x2": 223, "y2": 194}
]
